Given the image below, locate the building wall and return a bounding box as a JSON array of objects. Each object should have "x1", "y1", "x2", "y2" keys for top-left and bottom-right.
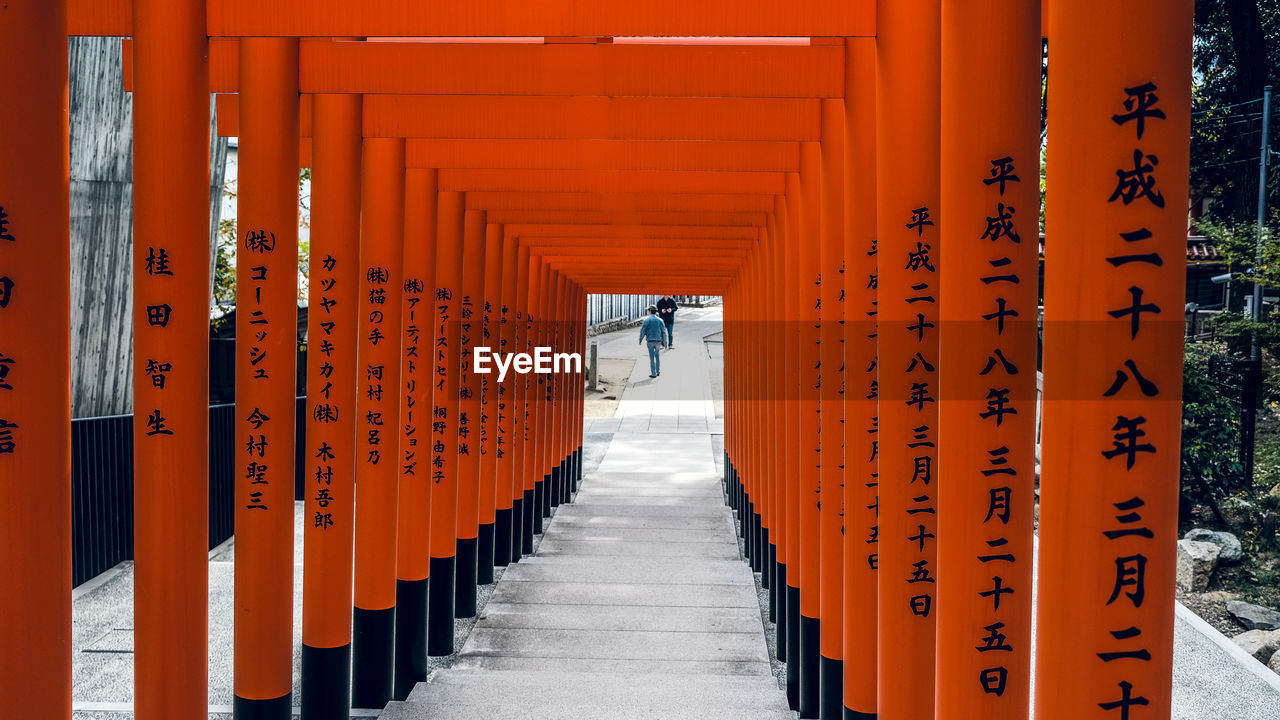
[{"x1": 68, "y1": 37, "x2": 229, "y2": 418}]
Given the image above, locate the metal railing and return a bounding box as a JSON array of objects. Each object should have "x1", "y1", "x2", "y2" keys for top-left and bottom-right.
[{"x1": 70, "y1": 397, "x2": 305, "y2": 587}]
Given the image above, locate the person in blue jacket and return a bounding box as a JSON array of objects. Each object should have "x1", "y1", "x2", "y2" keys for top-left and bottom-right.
[{"x1": 638, "y1": 305, "x2": 670, "y2": 378}]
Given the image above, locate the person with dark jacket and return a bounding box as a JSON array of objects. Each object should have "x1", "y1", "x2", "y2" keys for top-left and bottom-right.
[
  {"x1": 656, "y1": 295, "x2": 678, "y2": 348},
  {"x1": 639, "y1": 305, "x2": 669, "y2": 377}
]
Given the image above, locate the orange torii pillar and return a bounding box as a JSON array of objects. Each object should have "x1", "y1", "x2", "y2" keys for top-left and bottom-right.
[
  {"x1": 842, "y1": 35, "x2": 879, "y2": 720},
  {"x1": 766, "y1": 209, "x2": 788, "y2": 662},
  {"x1": 553, "y1": 272, "x2": 570, "y2": 506},
  {"x1": 428, "y1": 190, "x2": 464, "y2": 656},
  {"x1": 818, "y1": 95, "x2": 848, "y2": 720},
  {"x1": 498, "y1": 231, "x2": 524, "y2": 563},
  {"x1": 876, "y1": 1, "x2": 942, "y2": 718},
  {"x1": 572, "y1": 283, "x2": 586, "y2": 494},
  {"x1": 478, "y1": 222, "x2": 505, "y2": 580},
  {"x1": 301, "y1": 92, "x2": 361, "y2": 719},
  {"x1": 529, "y1": 260, "x2": 549, "y2": 533},
  {"x1": 351, "y1": 138, "x2": 405, "y2": 709},
  {"x1": 455, "y1": 209, "x2": 486, "y2": 619},
  {"x1": 783, "y1": 179, "x2": 804, "y2": 709},
  {"x1": 779, "y1": 190, "x2": 800, "y2": 694},
  {"x1": 937, "y1": 0, "x2": 1041, "y2": 715},
  {"x1": 131, "y1": 0, "x2": 210, "y2": 717},
  {"x1": 235, "y1": 37, "x2": 299, "y2": 720},
  {"x1": 516, "y1": 245, "x2": 537, "y2": 555},
  {"x1": 1036, "y1": 3, "x2": 1191, "y2": 719},
  {"x1": 742, "y1": 234, "x2": 764, "y2": 578},
  {"x1": 798, "y1": 142, "x2": 823, "y2": 720},
  {"x1": 0, "y1": 2, "x2": 71, "y2": 716},
  {"x1": 393, "y1": 167, "x2": 438, "y2": 700}
]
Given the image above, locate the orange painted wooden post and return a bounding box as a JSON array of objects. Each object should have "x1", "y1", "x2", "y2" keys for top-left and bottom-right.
[
  {"x1": 776, "y1": 191, "x2": 798, "y2": 692},
  {"x1": 531, "y1": 261, "x2": 550, "y2": 531},
  {"x1": 842, "y1": 35, "x2": 879, "y2": 720},
  {"x1": 393, "y1": 167, "x2": 437, "y2": 700},
  {"x1": 480, "y1": 222, "x2": 505, "y2": 574},
  {"x1": 798, "y1": 141, "x2": 823, "y2": 720},
  {"x1": 937, "y1": 1, "x2": 1042, "y2": 715},
  {"x1": 301, "y1": 92, "x2": 362, "y2": 718},
  {"x1": 454, "y1": 209, "x2": 485, "y2": 618},
  {"x1": 130, "y1": 0, "x2": 210, "y2": 716},
  {"x1": 763, "y1": 210, "x2": 786, "y2": 663},
  {"x1": 235, "y1": 36, "x2": 300, "y2": 719},
  {"x1": 1036, "y1": 3, "x2": 1191, "y2": 719},
  {"x1": 818, "y1": 95, "x2": 847, "y2": 720},
  {"x1": 499, "y1": 231, "x2": 524, "y2": 561},
  {"x1": 876, "y1": 2, "x2": 942, "y2": 717},
  {"x1": 516, "y1": 244, "x2": 536, "y2": 555},
  {"x1": 428, "y1": 190, "x2": 464, "y2": 656},
  {"x1": 352, "y1": 137, "x2": 405, "y2": 709},
  {"x1": 555, "y1": 273, "x2": 571, "y2": 505},
  {"x1": 782, "y1": 180, "x2": 803, "y2": 710},
  {"x1": 0, "y1": 2, "x2": 72, "y2": 716}
]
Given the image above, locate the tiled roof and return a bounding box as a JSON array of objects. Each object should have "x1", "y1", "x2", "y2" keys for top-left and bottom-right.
[{"x1": 1037, "y1": 235, "x2": 1222, "y2": 263}]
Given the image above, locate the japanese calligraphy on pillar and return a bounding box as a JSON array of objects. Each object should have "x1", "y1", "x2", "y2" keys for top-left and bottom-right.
[
  {"x1": 311, "y1": 252, "x2": 344, "y2": 531},
  {"x1": 900, "y1": 205, "x2": 938, "y2": 622},
  {"x1": 401, "y1": 274, "x2": 424, "y2": 492},
  {"x1": 363, "y1": 264, "x2": 391, "y2": 469},
  {"x1": 433, "y1": 284, "x2": 454, "y2": 487},
  {"x1": 242, "y1": 231, "x2": 277, "y2": 514},
  {"x1": 0, "y1": 204, "x2": 17, "y2": 454}
]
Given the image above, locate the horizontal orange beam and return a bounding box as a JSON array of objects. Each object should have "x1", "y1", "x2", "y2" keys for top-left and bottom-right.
[
  {"x1": 125, "y1": 39, "x2": 843, "y2": 98},
  {"x1": 216, "y1": 94, "x2": 817, "y2": 142},
  {"x1": 439, "y1": 169, "x2": 784, "y2": 195},
  {"x1": 486, "y1": 210, "x2": 766, "y2": 226},
  {"x1": 465, "y1": 191, "x2": 775, "y2": 213},
  {"x1": 365, "y1": 96, "x2": 820, "y2": 141},
  {"x1": 408, "y1": 139, "x2": 800, "y2": 172},
  {"x1": 509, "y1": 224, "x2": 756, "y2": 239},
  {"x1": 203, "y1": 0, "x2": 874, "y2": 37},
  {"x1": 520, "y1": 246, "x2": 749, "y2": 257},
  {"x1": 516, "y1": 238, "x2": 755, "y2": 251}
]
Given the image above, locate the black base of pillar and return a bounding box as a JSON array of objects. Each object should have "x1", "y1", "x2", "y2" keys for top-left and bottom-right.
[
  {"x1": 751, "y1": 511, "x2": 763, "y2": 573},
  {"x1": 494, "y1": 508, "x2": 514, "y2": 567},
  {"x1": 300, "y1": 643, "x2": 351, "y2": 719},
  {"x1": 575, "y1": 446, "x2": 582, "y2": 493},
  {"x1": 521, "y1": 489, "x2": 536, "y2": 553},
  {"x1": 233, "y1": 693, "x2": 291, "y2": 720},
  {"x1": 776, "y1": 564, "x2": 788, "y2": 662},
  {"x1": 392, "y1": 579, "x2": 427, "y2": 701},
  {"x1": 477, "y1": 523, "x2": 496, "y2": 585},
  {"x1": 427, "y1": 556, "x2": 455, "y2": 657},
  {"x1": 532, "y1": 482, "x2": 545, "y2": 533},
  {"x1": 511, "y1": 497, "x2": 526, "y2": 561},
  {"x1": 761, "y1": 529, "x2": 771, "y2": 589},
  {"x1": 844, "y1": 709, "x2": 877, "y2": 720},
  {"x1": 745, "y1": 501, "x2": 756, "y2": 564},
  {"x1": 767, "y1": 562, "x2": 777, "y2": 624},
  {"x1": 352, "y1": 605, "x2": 395, "y2": 709},
  {"x1": 799, "y1": 615, "x2": 820, "y2": 719},
  {"x1": 786, "y1": 585, "x2": 800, "y2": 710},
  {"x1": 754, "y1": 513, "x2": 764, "y2": 572},
  {"x1": 820, "y1": 655, "x2": 843, "y2": 720},
  {"x1": 541, "y1": 473, "x2": 553, "y2": 517},
  {"x1": 454, "y1": 537, "x2": 479, "y2": 618},
  {"x1": 549, "y1": 465, "x2": 562, "y2": 508}
]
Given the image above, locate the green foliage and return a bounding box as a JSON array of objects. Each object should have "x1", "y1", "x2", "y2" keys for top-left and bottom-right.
[
  {"x1": 1191, "y1": 0, "x2": 1279, "y2": 222},
  {"x1": 1182, "y1": 343, "x2": 1247, "y2": 503},
  {"x1": 1213, "y1": 309, "x2": 1280, "y2": 356},
  {"x1": 1196, "y1": 211, "x2": 1280, "y2": 287}
]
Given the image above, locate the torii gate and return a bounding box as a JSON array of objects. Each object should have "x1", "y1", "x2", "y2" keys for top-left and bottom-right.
[{"x1": 0, "y1": 2, "x2": 1191, "y2": 720}]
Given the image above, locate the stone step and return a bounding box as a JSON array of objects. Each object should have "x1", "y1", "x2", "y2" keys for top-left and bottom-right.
[
  {"x1": 489, "y1": 579, "x2": 759, "y2": 608},
  {"x1": 458, "y1": 627, "x2": 770, "y2": 664},
  {"x1": 542, "y1": 526, "x2": 734, "y2": 543},
  {"x1": 477, "y1": 601, "x2": 763, "y2": 633},
  {"x1": 534, "y1": 538, "x2": 741, "y2": 559},
  {"x1": 551, "y1": 503, "x2": 733, "y2": 518},
  {"x1": 406, "y1": 669, "x2": 790, "y2": 710},
  {"x1": 544, "y1": 514, "x2": 735, "y2": 531},
  {"x1": 379, "y1": 700, "x2": 797, "y2": 720},
  {"x1": 572, "y1": 494, "x2": 724, "y2": 507},
  {"x1": 448, "y1": 654, "x2": 774, "y2": 677},
  {"x1": 500, "y1": 557, "x2": 753, "y2": 585}
]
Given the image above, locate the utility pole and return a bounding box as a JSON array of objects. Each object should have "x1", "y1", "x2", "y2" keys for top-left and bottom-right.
[{"x1": 1244, "y1": 85, "x2": 1273, "y2": 486}]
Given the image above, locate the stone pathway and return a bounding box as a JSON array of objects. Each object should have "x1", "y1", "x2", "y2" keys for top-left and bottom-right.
[{"x1": 381, "y1": 309, "x2": 792, "y2": 719}]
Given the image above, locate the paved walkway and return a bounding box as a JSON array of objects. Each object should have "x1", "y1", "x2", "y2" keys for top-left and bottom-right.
[{"x1": 381, "y1": 307, "x2": 791, "y2": 719}]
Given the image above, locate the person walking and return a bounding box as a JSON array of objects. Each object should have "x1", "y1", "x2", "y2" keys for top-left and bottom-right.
[
  {"x1": 656, "y1": 295, "x2": 678, "y2": 348},
  {"x1": 639, "y1": 305, "x2": 669, "y2": 378}
]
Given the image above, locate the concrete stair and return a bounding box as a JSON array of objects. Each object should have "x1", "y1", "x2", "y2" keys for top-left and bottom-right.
[{"x1": 379, "y1": 464, "x2": 792, "y2": 719}]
